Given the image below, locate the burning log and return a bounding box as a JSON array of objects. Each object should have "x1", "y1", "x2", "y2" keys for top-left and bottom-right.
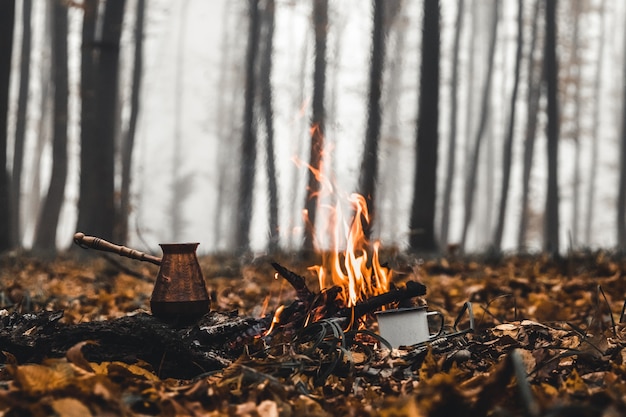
[
  {"x1": 271, "y1": 262, "x2": 427, "y2": 326},
  {"x1": 346, "y1": 280, "x2": 426, "y2": 319}
]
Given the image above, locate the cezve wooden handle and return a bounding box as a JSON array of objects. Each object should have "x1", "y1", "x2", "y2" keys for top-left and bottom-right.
[{"x1": 73, "y1": 232, "x2": 162, "y2": 266}]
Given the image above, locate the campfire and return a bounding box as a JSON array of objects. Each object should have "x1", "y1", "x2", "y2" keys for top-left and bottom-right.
[
  {"x1": 63, "y1": 191, "x2": 433, "y2": 381},
  {"x1": 268, "y1": 192, "x2": 426, "y2": 336},
  {"x1": 310, "y1": 193, "x2": 391, "y2": 309}
]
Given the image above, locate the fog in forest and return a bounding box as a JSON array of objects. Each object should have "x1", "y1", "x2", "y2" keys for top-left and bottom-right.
[{"x1": 3, "y1": 0, "x2": 626, "y2": 256}]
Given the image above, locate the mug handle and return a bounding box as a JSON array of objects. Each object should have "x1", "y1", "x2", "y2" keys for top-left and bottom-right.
[{"x1": 427, "y1": 311, "x2": 445, "y2": 339}]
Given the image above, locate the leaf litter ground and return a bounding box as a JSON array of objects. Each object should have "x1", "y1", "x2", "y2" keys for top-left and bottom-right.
[{"x1": 0, "y1": 251, "x2": 625, "y2": 416}]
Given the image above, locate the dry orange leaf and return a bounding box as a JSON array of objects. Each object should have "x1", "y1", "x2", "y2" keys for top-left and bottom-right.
[
  {"x1": 50, "y1": 397, "x2": 93, "y2": 417},
  {"x1": 13, "y1": 361, "x2": 74, "y2": 395}
]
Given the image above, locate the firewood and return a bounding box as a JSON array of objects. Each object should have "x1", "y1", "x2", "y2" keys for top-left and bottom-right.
[
  {"x1": 344, "y1": 280, "x2": 427, "y2": 319},
  {"x1": 271, "y1": 262, "x2": 314, "y2": 302}
]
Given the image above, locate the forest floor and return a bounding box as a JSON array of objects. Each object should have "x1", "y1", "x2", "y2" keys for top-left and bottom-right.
[{"x1": 0, "y1": 249, "x2": 625, "y2": 416}]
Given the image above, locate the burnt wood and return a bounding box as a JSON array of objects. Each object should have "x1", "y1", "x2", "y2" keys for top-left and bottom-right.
[{"x1": 0, "y1": 309, "x2": 268, "y2": 379}]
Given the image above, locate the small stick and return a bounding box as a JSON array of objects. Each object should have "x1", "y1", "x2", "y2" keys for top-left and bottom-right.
[{"x1": 271, "y1": 262, "x2": 314, "y2": 302}]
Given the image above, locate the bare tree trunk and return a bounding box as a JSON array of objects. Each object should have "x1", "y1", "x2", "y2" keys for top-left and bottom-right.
[
  {"x1": 170, "y1": 0, "x2": 189, "y2": 243},
  {"x1": 378, "y1": 1, "x2": 405, "y2": 240},
  {"x1": 236, "y1": 0, "x2": 261, "y2": 252},
  {"x1": 287, "y1": 26, "x2": 310, "y2": 250},
  {"x1": 617, "y1": 4, "x2": 626, "y2": 250},
  {"x1": 77, "y1": 0, "x2": 99, "y2": 240},
  {"x1": 492, "y1": 0, "x2": 523, "y2": 252},
  {"x1": 0, "y1": 0, "x2": 16, "y2": 252},
  {"x1": 460, "y1": 0, "x2": 499, "y2": 251},
  {"x1": 259, "y1": 0, "x2": 279, "y2": 253},
  {"x1": 11, "y1": 0, "x2": 32, "y2": 247},
  {"x1": 464, "y1": 4, "x2": 477, "y2": 180},
  {"x1": 32, "y1": 0, "x2": 68, "y2": 253},
  {"x1": 543, "y1": 0, "x2": 560, "y2": 255},
  {"x1": 76, "y1": 0, "x2": 125, "y2": 241},
  {"x1": 302, "y1": 0, "x2": 328, "y2": 252},
  {"x1": 117, "y1": 0, "x2": 145, "y2": 245},
  {"x1": 408, "y1": 0, "x2": 439, "y2": 252},
  {"x1": 440, "y1": 0, "x2": 464, "y2": 249},
  {"x1": 584, "y1": 0, "x2": 605, "y2": 245},
  {"x1": 213, "y1": 2, "x2": 241, "y2": 250},
  {"x1": 25, "y1": 1, "x2": 52, "y2": 244},
  {"x1": 517, "y1": 0, "x2": 542, "y2": 251},
  {"x1": 357, "y1": 0, "x2": 386, "y2": 240},
  {"x1": 571, "y1": 0, "x2": 583, "y2": 248}
]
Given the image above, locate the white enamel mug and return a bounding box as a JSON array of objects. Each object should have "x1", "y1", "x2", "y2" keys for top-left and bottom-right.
[{"x1": 375, "y1": 306, "x2": 444, "y2": 348}]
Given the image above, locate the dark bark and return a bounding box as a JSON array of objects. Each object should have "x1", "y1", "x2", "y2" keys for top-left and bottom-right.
[
  {"x1": 492, "y1": 0, "x2": 523, "y2": 252},
  {"x1": 460, "y1": 0, "x2": 499, "y2": 251},
  {"x1": 543, "y1": 0, "x2": 560, "y2": 255},
  {"x1": 409, "y1": 0, "x2": 440, "y2": 252},
  {"x1": 0, "y1": 310, "x2": 264, "y2": 380},
  {"x1": 357, "y1": 0, "x2": 386, "y2": 240},
  {"x1": 517, "y1": 0, "x2": 542, "y2": 251},
  {"x1": 440, "y1": 0, "x2": 464, "y2": 249},
  {"x1": 303, "y1": 0, "x2": 328, "y2": 252},
  {"x1": 76, "y1": 0, "x2": 124, "y2": 242},
  {"x1": 117, "y1": 0, "x2": 145, "y2": 245},
  {"x1": 0, "y1": 0, "x2": 16, "y2": 252},
  {"x1": 33, "y1": 0, "x2": 69, "y2": 253},
  {"x1": 259, "y1": 0, "x2": 279, "y2": 253},
  {"x1": 235, "y1": 0, "x2": 261, "y2": 252},
  {"x1": 11, "y1": 0, "x2": 32, "y2": 247}
]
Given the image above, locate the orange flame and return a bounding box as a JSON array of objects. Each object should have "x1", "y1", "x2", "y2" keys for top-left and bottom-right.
[
  {"x1": 265, "y1": 304, "x2": 285, "y2": 336},
  {"x1": 310, "y1": 193, "x2": 391, "y2": 308}
]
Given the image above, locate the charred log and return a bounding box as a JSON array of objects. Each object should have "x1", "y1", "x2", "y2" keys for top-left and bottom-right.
[
  {"x1": 343, "y1": 280, "x2": 427, "y2": 319},
  {"x1": 0, "y1": 310, "x2": 269, "y2": 379}
]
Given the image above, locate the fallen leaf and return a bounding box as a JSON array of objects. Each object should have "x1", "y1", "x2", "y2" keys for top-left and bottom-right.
[
  {"x1": 66, "y1": 340, "x2": 97, "y2": 373},
  {"x1": 50, "y1": 397, "x2": 93, "y2": 417},
  {"x1": 13, "y1": 361, "x2": 74, "y2": 395}
]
